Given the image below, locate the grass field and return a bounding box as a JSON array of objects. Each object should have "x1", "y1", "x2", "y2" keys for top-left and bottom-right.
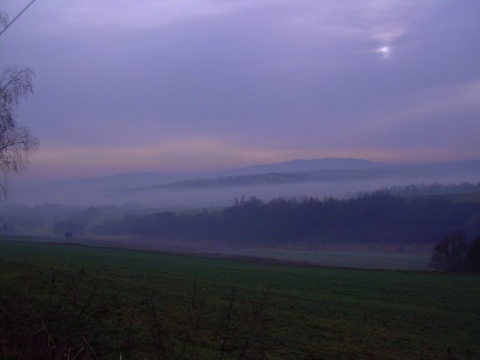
[
  {"x1": 220, "y1": 248, "x2": 432, "y2": 271},
  {"x1": 1, "y1": 238, "x2": 480, "y2": 359}
]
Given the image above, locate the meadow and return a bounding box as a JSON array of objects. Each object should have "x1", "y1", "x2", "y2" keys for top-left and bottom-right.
[
  {"x1": 220, "y1": 245, "x2": 432, "y2": 271},
  {"x1": 1, "y1": 238, "x2": 480, "y2": 359}
]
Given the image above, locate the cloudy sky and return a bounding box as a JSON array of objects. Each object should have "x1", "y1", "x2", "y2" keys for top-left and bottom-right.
[{"x1": 2, "y1": 0, "x2": 480, "y2": 181}]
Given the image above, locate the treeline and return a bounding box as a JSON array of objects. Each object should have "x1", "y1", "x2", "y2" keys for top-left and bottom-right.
[
  {"x1": 384, "y1": 182, "x2": 480, "y2": 197},
  {"x1": 431, "y1": 230, "x2": 480, "y2": 272},
  {"x1": 92, "y1": 191, "x2": 480, "y2": 245}
]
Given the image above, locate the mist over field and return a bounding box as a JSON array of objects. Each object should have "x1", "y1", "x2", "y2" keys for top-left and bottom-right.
[
  {"x1": 8, "y1": 158, "x2": 480, "y2": 208},
  {"x1": 3, "y1": 158, "x2": 479, "y2": 273}
]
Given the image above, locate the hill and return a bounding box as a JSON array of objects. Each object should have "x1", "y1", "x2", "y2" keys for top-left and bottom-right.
[
  {"x1": 216, "y1": 157, "x2": 385, "y2": 176},
  {"x1": 8, "y1": 158, "x2": 480, "y2": 207}
]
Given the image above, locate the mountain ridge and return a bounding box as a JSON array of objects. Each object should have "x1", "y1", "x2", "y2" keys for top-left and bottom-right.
[
  {"x1": 126, "y1": 158, "x2": 480, "y2": 192},
  {"x1": 215, "y1": 157, "x2": 385, "y2": 177},
  {"x1": 34, "y1": 157, "x2": 480, "y2": 189},
  {"x1": 9, "y1": 158, "x2": 480, "y2": 206}
]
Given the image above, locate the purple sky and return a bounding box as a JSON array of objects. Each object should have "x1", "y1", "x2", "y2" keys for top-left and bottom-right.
[{"x1": 2, "y1": 0, "x2": 480, "y2": 181}]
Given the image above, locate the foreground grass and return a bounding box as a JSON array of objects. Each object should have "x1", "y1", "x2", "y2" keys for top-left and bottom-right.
[
  {"x1": 1, "y1": 239, "x2": 479, "y2": 359},
  {"x1": 221, "y1": 248, "x2": 431, "y2": 271}
]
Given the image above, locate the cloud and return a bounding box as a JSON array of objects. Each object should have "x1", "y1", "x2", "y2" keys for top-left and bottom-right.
[
  {"x1": 26, "y1": 136, "x2": 285, "y2": 174},
  {"x1": 54, "y1": 0, "x2": 257, "y2": 30},
  {"x1": 3, "y1": 0, "x2": 480, "y2": 181},
  {"x1": 7, "y1": 0, "x2": 415, "y2": 43},
  {"x1": 282, "y1": 0, "x2": 411, "y2": 44},
  {"x1": 366, "y1": 79, "x2": 480, "y2": 130},
  {"x1": 26, "y1": 133, "x2": 400, "y2": 179},
  {"x1": 338, "y1": 79, "x2": 480, "y2": 159}
]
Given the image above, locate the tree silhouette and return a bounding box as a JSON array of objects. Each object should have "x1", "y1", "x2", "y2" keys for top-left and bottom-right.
[
  {"x1": 0, "y1": 67, "x2": 39, "y2": 197},
  {"x1": 430, "y1": 230, "x2": 467, "y2": 272},
  {"x1": 466, "y1": 235, "x2": 480, "y2": 272},
  {"x1": 1, "y1": 9, "x2": 40, "y2": 198}
]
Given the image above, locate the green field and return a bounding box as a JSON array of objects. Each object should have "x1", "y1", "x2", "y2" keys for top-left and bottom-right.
[
  {"x1": 220, "y1": 248, "x2": 432, "y2": 271},
  {"x1": 1, "y1": 239, "x2": 480, "y2": 359}
]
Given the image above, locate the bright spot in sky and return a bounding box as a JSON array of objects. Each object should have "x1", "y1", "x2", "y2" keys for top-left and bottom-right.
[{"x1": 376, "y1": 46, "x2": 391, "y2": 58}]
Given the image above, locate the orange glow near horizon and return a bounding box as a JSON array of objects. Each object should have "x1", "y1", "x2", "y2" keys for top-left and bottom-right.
[{"x1": 12, "y1": 139, "x2": 479, "y2": 182}]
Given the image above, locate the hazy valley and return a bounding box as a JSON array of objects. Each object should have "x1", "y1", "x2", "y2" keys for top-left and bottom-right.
[{"x1": 9, "y1": 158, "x2": 480, "y2": 208}]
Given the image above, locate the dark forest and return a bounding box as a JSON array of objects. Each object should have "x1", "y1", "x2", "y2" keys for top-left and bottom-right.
[{"x1": 92, "y1": 191, "x2": 480, "y2": 246}]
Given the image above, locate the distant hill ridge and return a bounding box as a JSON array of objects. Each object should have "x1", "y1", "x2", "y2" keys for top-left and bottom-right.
[
  {"x1": 217, "y1": 158, "x2": 385, "y2": 177},
  {"x1": 75, "y1": 157, "x2": 480, "y2": 192},
  {"x1": 124, "y1": 158, "x2": 389, "y2": 191},
  {"x1": 141, "y1": 158, "x2": 480, "y2": 191},
  {"x1": 43, "y1": 158, "x2": 480, "y2": 188},
  {"x1": 9, "y1": 157, "x2": 480, "y2": 206}
]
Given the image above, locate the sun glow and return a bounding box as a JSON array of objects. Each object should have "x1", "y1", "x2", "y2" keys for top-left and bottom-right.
[{"x1": 375, "y1": 46, "x2": 391, "y2": 58}]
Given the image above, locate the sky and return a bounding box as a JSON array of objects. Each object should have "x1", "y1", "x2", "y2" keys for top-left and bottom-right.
[{"x1": 1, "y1": 0, "x2": 480, "y2": 181}]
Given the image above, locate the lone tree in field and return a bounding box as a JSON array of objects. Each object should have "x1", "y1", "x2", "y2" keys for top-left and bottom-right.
[
  {"x1": 53, "y1": 220, "x2": 84, "y2": 238},
  {"x1": 430, "y1": 230, "x2": 467, "y2": 272},
  {"x1": 0, "y1": 67, "x2": 39, "y2": 195}
]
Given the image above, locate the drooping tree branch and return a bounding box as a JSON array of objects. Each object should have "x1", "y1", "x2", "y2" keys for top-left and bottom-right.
[
  {"x1": 0, "y1": 67, "x2": 35, "y2": 130},
  {"x1": 0, "y1": 67, "x2": 39, "y2": 185}
]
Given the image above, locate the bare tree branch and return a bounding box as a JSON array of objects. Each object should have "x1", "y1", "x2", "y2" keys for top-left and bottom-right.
[{"x1": 0, "y1": 66, "x2": 39, "y2": 198}]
